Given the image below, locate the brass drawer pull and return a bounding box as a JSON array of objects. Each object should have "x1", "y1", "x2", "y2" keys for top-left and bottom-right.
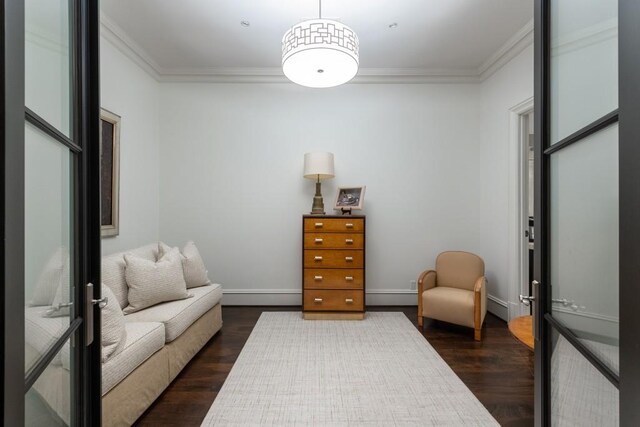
[
  {"x1": 345, "y1": 239, "x2": 354, "y2": 244},
  {"x1": 346, "y1": 223, "x2": 354, "y2": 228},
  {"x1": 314, "y1": 275, "x2": 323, "y2": 280},
  {"x1": 314, "y1": 256, "x2": 323, "y2": 261},
  {"x1": 315, "y1": 222, "x2": 323, "y2": 228},
  {"x1": 315, "y1": 238, "x2": 323, "y2": 243},
  {"x1": 314, "y1": 298, "x2": 323, "y2": 303},
  {"x1": 345, "y1": 256, "x2": 353, "y2": 261},
  {"x1": 345, "y1": 298, "x2": 354, "y2": 304},
  {"x1": 345, "y1": 276, "x2": 354, "y2": 281}
]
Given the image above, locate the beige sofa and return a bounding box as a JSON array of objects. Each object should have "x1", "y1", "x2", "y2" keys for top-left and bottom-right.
[
  {"x1": 25, "y1": 243, "x2": 223, "y2": 426},
  {"x1": 101, "y1": 243, "x2": 223, "y2": 426}
]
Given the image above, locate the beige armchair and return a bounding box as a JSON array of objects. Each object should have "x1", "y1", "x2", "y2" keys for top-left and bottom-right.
[{"x1": 417, "y1": 251, "x2": 487, "y2": 341}]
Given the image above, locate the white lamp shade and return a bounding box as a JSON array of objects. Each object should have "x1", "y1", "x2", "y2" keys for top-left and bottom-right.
[
  {"x1": 282, "y1": 19, "x2": 359, "y2": 88},
  {"x1": 304, "y1": 152, "x2": 335, "y2": 179}
]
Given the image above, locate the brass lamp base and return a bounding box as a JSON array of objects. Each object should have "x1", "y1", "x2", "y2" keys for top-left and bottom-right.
[{"x1": 310, "y1": 180, "x2": 325, "y2": 215}]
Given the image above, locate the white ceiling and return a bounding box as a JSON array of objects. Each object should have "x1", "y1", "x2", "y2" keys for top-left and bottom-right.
[{"x1": 100, "y1": 0, "x2": 533, "y2": 80}]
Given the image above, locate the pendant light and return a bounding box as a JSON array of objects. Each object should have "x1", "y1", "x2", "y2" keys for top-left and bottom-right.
[{"x1": 282, "y1": 0, "x2": 359, "y2": 88}]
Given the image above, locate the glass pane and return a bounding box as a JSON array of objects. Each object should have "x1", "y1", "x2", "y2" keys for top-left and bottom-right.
[
  {"x1": 551, "y1": 329, "x2": 618, "y2": 426},
  {"x1": 25, "y1": 122, "x2": 74, "y2": 374},
  {"x1": 25, "y1": 337, "x2": 73, "y2": 426},
  {"x1": 25, "y1": 0, "x2": 72, "y2": 137},
  {"x1": 550, "y1": 0, "x2": 618, "y2": 144},
  {"x1": 550, "y1": 123, "x2": 618, "y2": 374}
]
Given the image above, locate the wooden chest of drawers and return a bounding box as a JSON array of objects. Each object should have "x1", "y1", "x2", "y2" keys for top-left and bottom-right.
[{"x1": 302, "y1": 215, "x2": 365, "y2": 320}]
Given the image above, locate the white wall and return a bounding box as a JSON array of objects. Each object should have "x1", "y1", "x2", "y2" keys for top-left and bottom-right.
[
  {"x1": 158, "y1": 83, "x2": 483, "y2": 304},
  {"x1": 99, "y1": 22, "x2": 538, "y2": 311},
  {"x1": 479, "y1": 44, "x2": 534, "y2": 319},
  {"x1": 100, "y1": 36, "x2": 160, "y2": 255},
  {"x1": 24, "y1": 6, "x2": 71, "y2": 298}
]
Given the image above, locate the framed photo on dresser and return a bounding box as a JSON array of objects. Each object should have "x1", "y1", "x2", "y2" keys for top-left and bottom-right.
[{"x1": 334, "y1": 186, "x2": 366, "y2": 211}]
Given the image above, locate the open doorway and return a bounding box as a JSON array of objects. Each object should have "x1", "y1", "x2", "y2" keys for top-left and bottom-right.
[
  {"x1": 507, "y1": 97, "x2": 535, "y2": 347},
  {"x1": 523, "y1": 110, "x2": 535, "y2": 314}
]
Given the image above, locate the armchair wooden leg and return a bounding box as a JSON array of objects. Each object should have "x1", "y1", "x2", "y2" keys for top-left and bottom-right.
[
  {"x1": 418, "y1": 316, "x2": 423, "y2": 328},
  {"x1": 474, "y1": 327, "x2": 481, "y2": 341}
]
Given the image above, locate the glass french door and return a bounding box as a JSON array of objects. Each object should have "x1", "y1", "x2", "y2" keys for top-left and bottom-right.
[
  {"x1": 2, "y1": 0, "x2": 101, "y2": 425},
  {"x1": 534, "y1": 0, "x2": 640, "y2": 425}
]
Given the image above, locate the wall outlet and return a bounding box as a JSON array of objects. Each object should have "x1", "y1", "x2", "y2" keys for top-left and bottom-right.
[{"x1": 410, "y1": 280, "x2": 417, "y2": 290}]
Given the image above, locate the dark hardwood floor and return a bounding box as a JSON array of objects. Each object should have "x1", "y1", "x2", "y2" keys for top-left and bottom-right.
[{"x1": 134, "y1": 306, "x2": 534, "y2": 427}]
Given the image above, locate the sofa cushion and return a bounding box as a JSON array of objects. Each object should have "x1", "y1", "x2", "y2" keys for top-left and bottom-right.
[
  {"x1": 123, "y1": 248, "x2": 190, "y2": 314},
  {"x1": 159, "y1": 241, "x2": 211, "y2": 289},
  {"x1": 102, "y1": 244, "x2": 159, "y2": 309},
  {"x1": 25, "y1": 306, "x2": 69, "y2": 369},
  {"x1": 101, "y1": 284, "x2": 127, "y2": 362},
  {"x1": 422, "y1": 286, "x2": 475, "y2": 328},
  {"x1": 124, "y1": 283, "x2": 222, "y2": 343},
  {"x1": 29, "y1": 246, "x2": 68, "y2": 306},
  {"x1": 102, "y1": 321, "x2": 165, "y2": 395},
  {"x1": 45, "y1": 255, "x2": 71, "y2": 318}
]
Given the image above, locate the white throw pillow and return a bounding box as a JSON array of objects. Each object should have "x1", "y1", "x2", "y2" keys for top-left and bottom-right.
[
  {"x1": 159, "y1": 241, "x2": 211, "y2": 288},
  {"x1": 30, "y1": 247, "x2": 68, "y2": 306},
  {"x1": 44, "y1": 254, "x2": 71, "y2": 318},
  {"x1": 123, "y1": 248, "x2": 190, "y2": 314},
  {"x1": 101, "y1": 283, "x2": 127, "y2": 362}
]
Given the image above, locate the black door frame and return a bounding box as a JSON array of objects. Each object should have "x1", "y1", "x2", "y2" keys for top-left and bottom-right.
[
  {"x1": 618, "y1": 0, "x2": 640, "y2": 424},
  {"x1": 1, "y1": 0, "x2": 101, "y2": 425},
  {"x1": 1, "y1": 0, "x2": 26, "y2": 423},
  {"x1": 534, "y1": 0, "x2": 640, "y2": 424}
]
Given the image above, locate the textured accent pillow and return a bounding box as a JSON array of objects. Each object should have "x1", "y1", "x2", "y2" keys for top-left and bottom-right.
[
  {"x1": 123, "y1": 248, "x2": 189, "y2": 314},
  {"x1": 159, "y1": 241, "x2": 211, "y2": 288},
  {"x1": 44, "y1": 254, "x2": 71, "y2": 318},
  {"x1": 101, "y1": 283, "x2": 127, "y2": 362},
  {"x1": 30, "y1": 246, "x2": 68, "y2": 306}
]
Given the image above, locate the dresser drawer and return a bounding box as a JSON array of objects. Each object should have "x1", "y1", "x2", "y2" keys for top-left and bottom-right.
[
  {"x1": 304, "y1": 290, "x2": 364, "y2": 312},
  {"x1": 304, "y1": 250, "x2": 364, "y2": 268},
  {"x1": 303, "y1": 233, "x2": 364, "y2": 249},
  {"x1": 304, "y1": 218, "x2": 364, "y2": 233},
  {"x1": 304, "y1": 269, "x2": 364, "y2": 289}
]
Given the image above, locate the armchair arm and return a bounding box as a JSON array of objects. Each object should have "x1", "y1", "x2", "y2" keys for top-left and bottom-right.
[
  {"x1": 417, "y1": 270, "x2": 436, "y2": 323},
  {"x1": 473, "y1": 276, "x2": 487, "y2": 340}
]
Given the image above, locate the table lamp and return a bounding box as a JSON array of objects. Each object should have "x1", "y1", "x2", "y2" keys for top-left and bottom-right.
[{"x1": 303, "y1": 152, "x2": 334, "y2": 215}]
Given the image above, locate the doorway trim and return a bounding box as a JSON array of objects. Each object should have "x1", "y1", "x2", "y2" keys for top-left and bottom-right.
[{"x1": 507, "y1": 96, "x2": 534, "y2": 321}]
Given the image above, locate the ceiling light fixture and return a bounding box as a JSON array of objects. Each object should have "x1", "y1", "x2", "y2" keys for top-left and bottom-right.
[
  {"x1": 240, "y1": 20, "x2": 250, "y2": 27},
  {"x1": 282, "y1": 0, "x2": 359, "y2": 88}
]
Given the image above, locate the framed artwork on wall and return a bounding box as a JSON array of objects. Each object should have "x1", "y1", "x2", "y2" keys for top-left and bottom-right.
[
  {"x1": 100, "y1": 108, "x2": 121, "y2": 237},
  {"x1": 334, "y1": 186, "x2": 366, "y2": 211}
]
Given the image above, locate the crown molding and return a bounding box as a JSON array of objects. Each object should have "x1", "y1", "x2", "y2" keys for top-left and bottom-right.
[
  {"x1": 100, "y1": 12, "x2": 163, "y2": 80},
  {"x1": 478, "y1": 19, "x2": 534, "y2": 81},
  {"x1": 100, "y1": 12, "x2": 533, "y2": 85},
  {"x1": 551, "y1": 18, "x2": 616, "y2": 56},
  {"x1": 157, "y1": 67, "x2": 481, "y2": 84}
]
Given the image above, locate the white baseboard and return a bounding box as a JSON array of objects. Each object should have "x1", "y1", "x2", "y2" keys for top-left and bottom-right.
[
  {"x1": 487, "y1": 294, "x2": 508, "y2": 321},
  {"x1": 366, "y1": 289, "x2": 418, "y2": 305},
  {"x1": 222, "y1": 289, "x2": 418, "y2": 306},
  {"x1": 222, "y1": 289, "x2": 510, "y2": 316}
]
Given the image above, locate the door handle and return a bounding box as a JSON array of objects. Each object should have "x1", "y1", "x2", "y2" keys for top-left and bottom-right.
[
  {"x1": 532, "y1": 280, "x2": 540, "y2": 340},
  {"x1": 519, "y1": 294, "x2": 535, "y2": 306}
]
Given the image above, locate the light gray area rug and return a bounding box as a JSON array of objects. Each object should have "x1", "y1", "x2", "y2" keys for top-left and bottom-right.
[{"x1": 201, "y1": 312, "x2": 498, "y2": 426}]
